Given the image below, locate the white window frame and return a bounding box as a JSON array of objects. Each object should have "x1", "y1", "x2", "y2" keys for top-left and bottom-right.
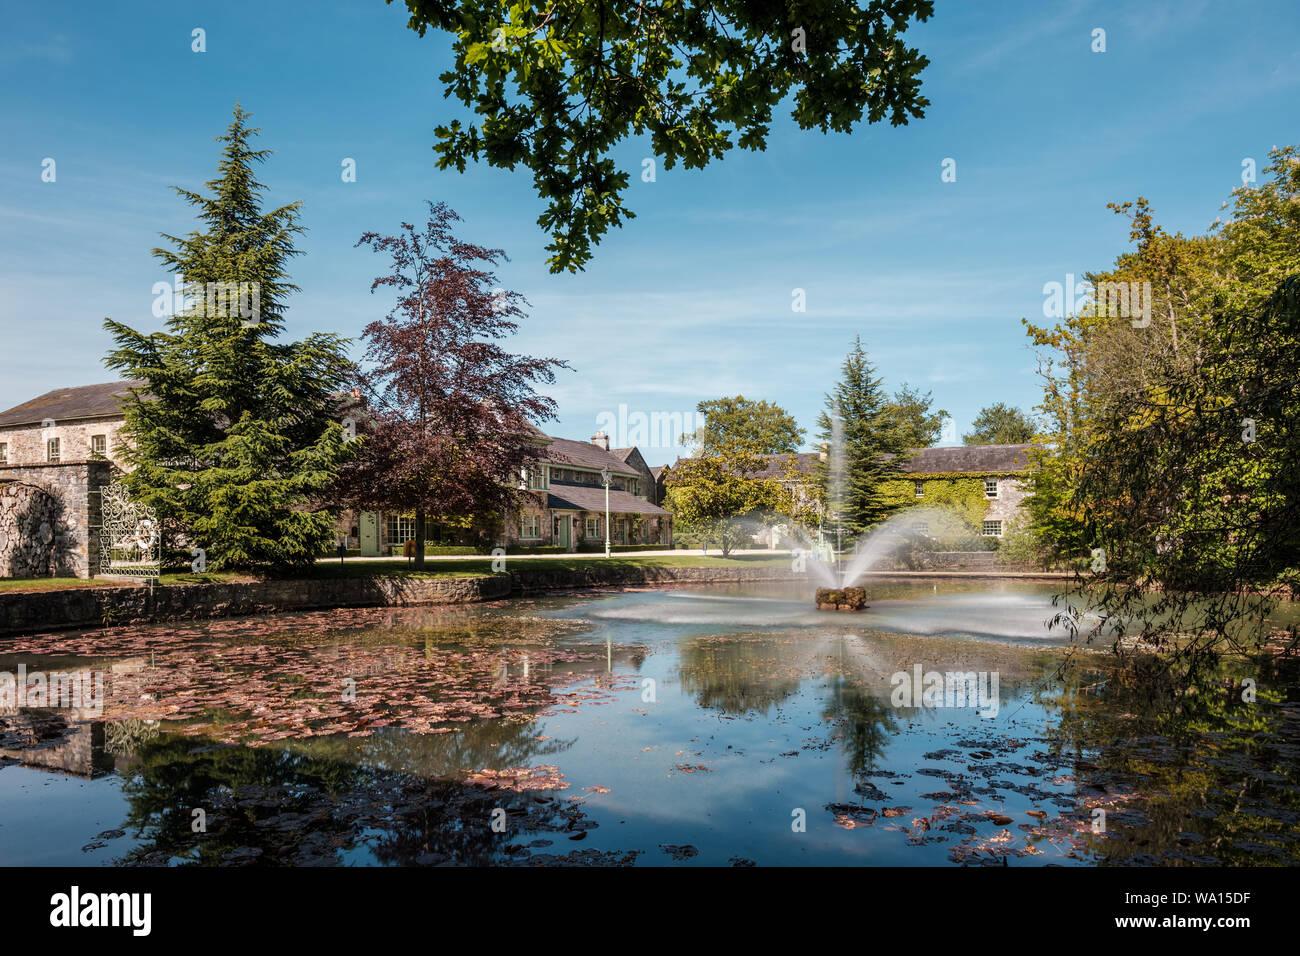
[
  {"x1": 585, "y1": 517, "x2": 600, "y2": 538},
  {"x1": 46, "y1": 437, "x2": 60, "y2": 463},
  {"x1": 983, "y1": 478, "x2": 999, "y2": 498},
  {"x1": 386, "y1": 514, "x2": 417, "y2": 546},
  {"x1": 913, "y1": 480, "x2": 924, "y2": 498},
  {"x1": 0, "y1": 442, "x2": 7, "y2": 464},
  {"x1": 90, "y1": 434, "x2": 107, "y2": 458},
  {"x1": 519, "y1": 513, "x2": 541, "y2": 539},
  {"x1": 528, "y1": 465, "x2": 549, "y2": 490},
  {"x1": 982, "y1": 520, "x2": 1002, "y2": 537}
]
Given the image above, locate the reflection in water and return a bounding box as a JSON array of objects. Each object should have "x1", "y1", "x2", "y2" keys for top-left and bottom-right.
[{"x1": 0, "y1": 583, "x2": 1297, "y2": 866}]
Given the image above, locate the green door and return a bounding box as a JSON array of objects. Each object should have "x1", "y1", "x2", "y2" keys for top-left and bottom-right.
[{"x1": 360, "y1": 511, "x2": 381, "y2": 556}]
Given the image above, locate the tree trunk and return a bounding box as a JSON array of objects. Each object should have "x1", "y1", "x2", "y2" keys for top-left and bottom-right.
[{"x1": 414, "y1": 507, "x2": 426, "y2": 569}]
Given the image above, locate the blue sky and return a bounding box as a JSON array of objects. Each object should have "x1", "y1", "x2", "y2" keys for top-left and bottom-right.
[{"x1": 2, "y1": 0, "x2": 1298, "y2": 466}]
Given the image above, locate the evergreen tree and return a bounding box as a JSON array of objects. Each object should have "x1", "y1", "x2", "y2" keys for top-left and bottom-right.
[
  {"x1": 815, "y1": 336, "x2": 902, "y2": 536},
  {"x1": 104, "y1": 106, "x2": 353, "y2": 572}
]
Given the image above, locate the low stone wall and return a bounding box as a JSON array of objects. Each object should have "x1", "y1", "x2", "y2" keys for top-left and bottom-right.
[
  {"x1": 0, "y1": 575, "x2": 513, "y2": 637},
  {"x1": 0, "y1": 554, "x2": 1069, "y2": 638},
  {"x1": 877, "y1": 551, "x2": 1005, "y2": 571},
  {"x1": 0, "y1": 565, "x2": 803, "y2": 637}
]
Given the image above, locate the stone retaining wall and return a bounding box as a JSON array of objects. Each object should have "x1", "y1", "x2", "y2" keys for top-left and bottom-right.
[
  {"x1": 0, "y1": 565, "x2": 801, "y2": 637},
  {"x1": 878, "y1": 551, "x2": 1004, "y2": 571}
]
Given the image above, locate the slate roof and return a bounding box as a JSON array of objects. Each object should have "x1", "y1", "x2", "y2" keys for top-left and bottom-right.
[
  {"x1": 734, "y1": 444, "x2": 1035, "y2": 479},
  {"x1": 892, "y1": 443, "x2": 1034, "y2": 474},
  {"x1": 546, "y1": 485, "x2": 669, "y2": 515},
  {"x1": 0, "y1": 380, "x2": 143, "y2": 427},
  {"x1": 608, "y1": 447, "x2": 637, "y2": 462},
  {"x1": 540, "y1": 436, "x2": 640, "y2": 476}
]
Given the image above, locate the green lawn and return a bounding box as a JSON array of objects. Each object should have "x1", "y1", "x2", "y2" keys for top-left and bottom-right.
[{"x1": 0, "y1": 553, "x2": 790, "y2": 593}]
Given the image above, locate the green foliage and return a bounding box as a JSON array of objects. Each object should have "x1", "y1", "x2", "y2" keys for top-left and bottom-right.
[
  {"x1": 686, "y1": 395, "x2": 804, "y2": 456},
  {"x1": 1023, "y1": 144, "x2": 1300, "y2": 675},
  {"x1": 104, "y1": 107, "x2": 354, "y2": 573},
  {"x1": 962, "y1": 402, "x2": 1035, "y2": 445},
  {"x1": 394, "y1": 0, "x2": 934, "y2": 272},
  {"x1": 877, "y1": 476, "x2": 989, "y2": 530},
  {"x1": 664, "y1": 452, "x2": 780, "y2": 556},
  {"x1": 877, "y1": 383, "x2": 948, "y2": 448},
  {"x1": 815, "y1": 336, "x2": 905, "y2": 534}
]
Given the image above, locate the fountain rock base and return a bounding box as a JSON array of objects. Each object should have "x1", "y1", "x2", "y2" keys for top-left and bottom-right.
[{"x1": 814, "y1": 587, "x2": 868, "y2": 611}]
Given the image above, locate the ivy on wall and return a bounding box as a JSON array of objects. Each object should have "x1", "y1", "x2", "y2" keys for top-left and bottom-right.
[{"x1": 878, "y1": 476, "x2": 991, "y2": 541}]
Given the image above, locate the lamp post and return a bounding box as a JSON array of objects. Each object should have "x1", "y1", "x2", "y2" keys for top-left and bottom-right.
[{"x1": 600, "y1": 468, "x2": 612, "y2": 558}]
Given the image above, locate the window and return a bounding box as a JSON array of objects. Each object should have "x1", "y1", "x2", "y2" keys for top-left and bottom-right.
[
  {"x1": 0, "y1": 442, "x2": 6, "y2": 464},
  {"x1": 913, "y1": 480, "x2": 924, "y2": 498},
  {"x1": 520, "y1": 513, "x2": 541, "y2": 538},
  {"x1": 46, "y1": 437, "x2": 60, "y2": 462},
  {"x1": 911, "y1": 521, "x2": 929, "y2": 534},
  {"x1": 585, "y1": 517, "x2": 601, "y2": 538},
  {"x1": 983, "y1": 478, "x2": 999, "y2": 498},
  {"x1": 528, "y1": 466, "x2": 548, "y2": 490},
  {"x1": 385, "y1": 514, "x2": 417, "y2": 546},
  {"x1": 982, "y1": 520, "x2": 1003, "y2": 537},
  {"x1": 91, "y1": 434, "x2": 107, "y2": 458}
]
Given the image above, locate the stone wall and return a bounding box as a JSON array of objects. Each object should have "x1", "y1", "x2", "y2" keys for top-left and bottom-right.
[
  {"x1": 875, "y1": 551, "x2": 1004, "y2": 571},
  {"x1": 986, "y1": 478, "x2": 1030, "y2": 530},
  {"x1": 0, "y1": 566, "x2": 802, "y2": 636},
  {"x1": 0, "y1": 461, "x2": 113, "y2": 578}
]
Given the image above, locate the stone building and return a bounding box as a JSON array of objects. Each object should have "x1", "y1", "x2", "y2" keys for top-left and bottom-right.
[
  {"x1": 892, "y1": 443, "x2": 1034, "y2": 538},
  {"x1": 0, "y1": 383, "x2": 135, "y2": 578},
  {"x1": 351, "y1": 430, "x2": 672, "y2": 555},
  {"x1": 0, "y1": 381, "x2": 139, "y2": 469},
  {"x1": 687, "y1": 443, "x2": 1036, "y2": 546}
]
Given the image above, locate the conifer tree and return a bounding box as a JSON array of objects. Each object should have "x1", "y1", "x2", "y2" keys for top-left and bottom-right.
[
  {"x1": 104, "y1": 106, "x2": 353, "y2": 572},
  {"x1": 815, "y1": 336, "x2": 903, "y2": 536}
]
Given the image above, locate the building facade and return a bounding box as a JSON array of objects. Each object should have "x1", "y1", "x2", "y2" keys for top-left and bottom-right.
[
  {"x1": 354, "y1": 429, "x2": 672, "y2": 555},
  {"x1": 720, "y1": 443, "x2": 1035, "y2": 546}
]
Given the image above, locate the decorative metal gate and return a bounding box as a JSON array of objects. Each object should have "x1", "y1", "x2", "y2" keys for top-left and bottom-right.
[{"x1": 98, "y1": 483, "x2": 161, "y2": 579}]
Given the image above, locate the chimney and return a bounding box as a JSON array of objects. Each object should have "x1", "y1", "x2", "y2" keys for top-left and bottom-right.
[
  {"x1": 591, "y1": 430, "x2": 609, "y2": 451},
  {"x1": 350, "y1": 388, "x2": 361, "y2": 399}
]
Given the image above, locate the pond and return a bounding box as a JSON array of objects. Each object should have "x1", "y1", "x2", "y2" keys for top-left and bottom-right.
[{"x1": 1, "y1": 579, "x2": 1297, "y2": 866}]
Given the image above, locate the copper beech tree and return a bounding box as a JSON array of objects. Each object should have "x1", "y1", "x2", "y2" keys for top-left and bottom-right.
[{"x1": 337, "y1": 202, "x2": 569, "y2": 566}]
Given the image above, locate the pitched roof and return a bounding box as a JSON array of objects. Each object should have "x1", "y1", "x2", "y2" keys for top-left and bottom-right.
[
  {"x1": 0, "y1": 380, "x2": 143, "y2": 427},
  {"x1": 649, "y1": 466, "x2": 665, "y2": 480},
  {"x1": 546, "y1": 485, "x2": 669, "y2": 515},
  {"x1": 722, "y1": 444, "x2": 1036, "y2": 480},
  {"x1": 608, "y1": 447, "x2": 636, "y2": 461},
  {"x1": 540, "y1": 436, "x2": 639, "y2": 476},
  {"x1": 893, "y1": 443, "x2": 1034, "y2": 474}
]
